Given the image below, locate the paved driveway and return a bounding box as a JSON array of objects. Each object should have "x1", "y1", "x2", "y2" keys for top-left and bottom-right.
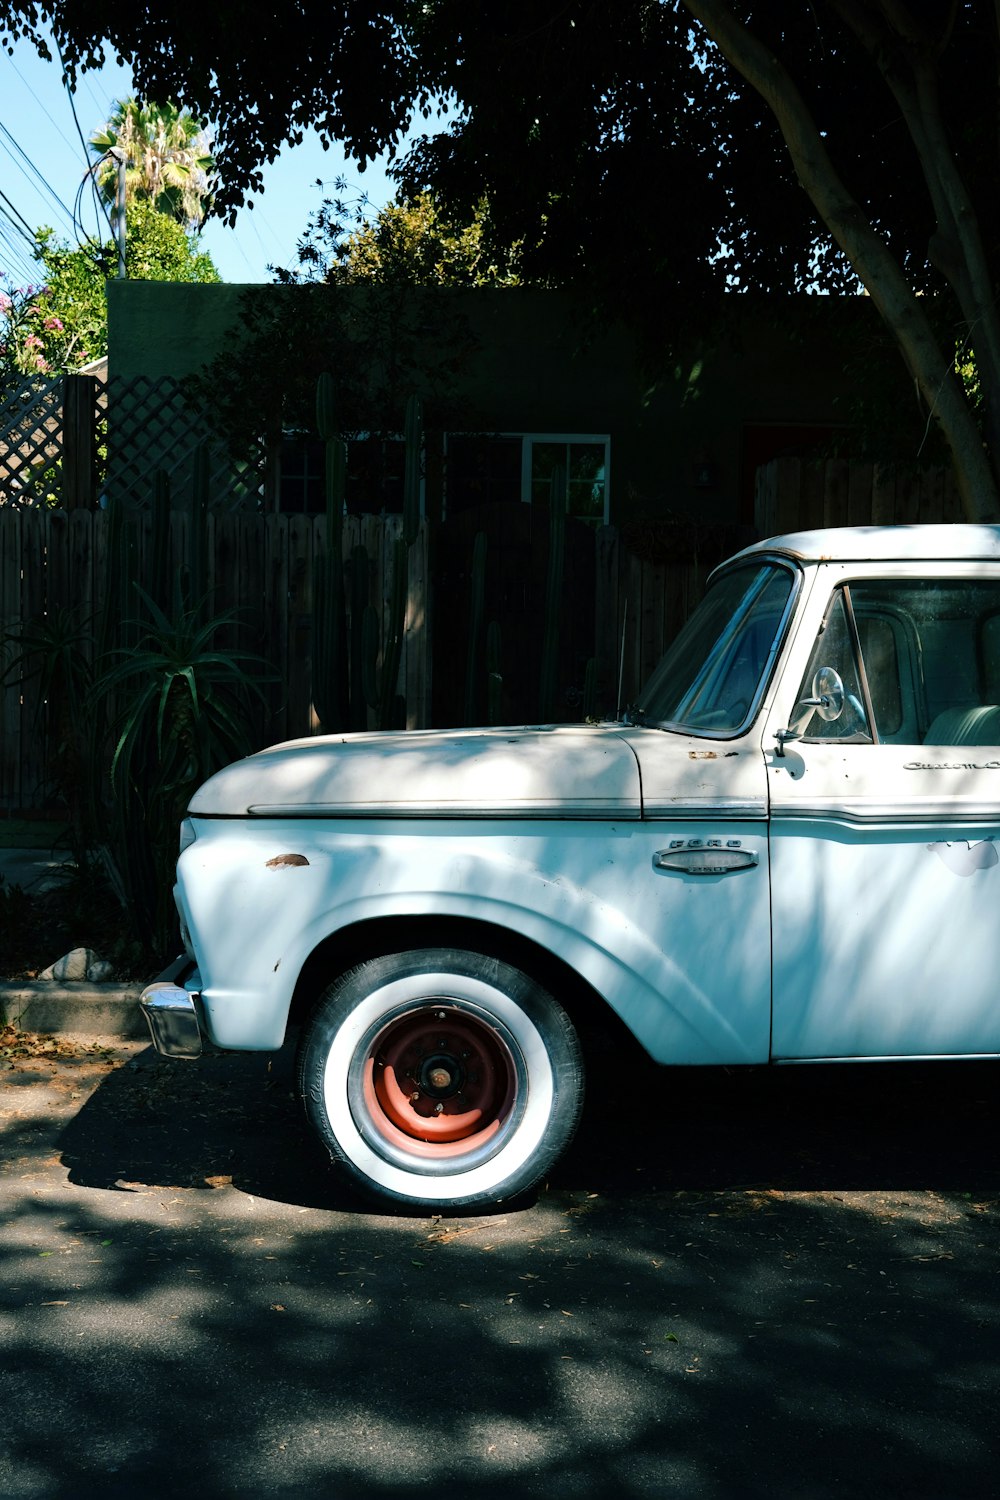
[{"x1": 2, "y1": 1033, "x2": 998, "y2": 1498}]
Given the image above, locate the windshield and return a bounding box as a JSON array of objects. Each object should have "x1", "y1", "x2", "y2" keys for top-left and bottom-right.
[{"x1": 634, "y1": 561, "x2": 796, "y2": 734}]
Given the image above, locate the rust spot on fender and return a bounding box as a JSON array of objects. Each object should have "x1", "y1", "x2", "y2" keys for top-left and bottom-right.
[
  {"x1": 689, "y1": 750, "x2": 717, "y2": 760},
  {"x1": 266, "y1": 853, "x2": 310, "y2": 869}
]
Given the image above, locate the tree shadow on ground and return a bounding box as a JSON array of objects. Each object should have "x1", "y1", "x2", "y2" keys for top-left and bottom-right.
[
  {"x1": 59, "y1": 1037, "x2": 1000, "y2": 1211},
  {"x1": 1, "y1": 1043, "x2": 991, "y2": 1498}
]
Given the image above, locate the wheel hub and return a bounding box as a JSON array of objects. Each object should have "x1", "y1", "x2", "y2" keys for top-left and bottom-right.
[
  {"x1": 418, "y1": 1052, "x2": 466, "y2": 1098},
  {"x1": 358, "y1": 1002, "x2": 517, "y2": 1151}
]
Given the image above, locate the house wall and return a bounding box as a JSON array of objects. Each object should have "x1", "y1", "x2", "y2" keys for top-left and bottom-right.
[{"x1": 107, "y1": 280, "x2": 909, "y2": 526}]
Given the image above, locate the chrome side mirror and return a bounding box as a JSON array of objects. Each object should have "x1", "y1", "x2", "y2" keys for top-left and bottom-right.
[
  {"x1": 799, "y1": 665, "x2": 845, "y2": 722},
  {"x1": 775, "y1": 666, "x2": 848, "y2": 757}
]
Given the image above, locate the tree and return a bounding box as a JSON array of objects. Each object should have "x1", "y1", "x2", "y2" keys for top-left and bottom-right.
[
  {"x1": 0, "y1": 3, "x2": 419, "y2": 214},
  {"x1": 90, "y1": 98, "x2": 215, "y2": 228},
  {"x1": 7, "y1": 3, "x2": 1000, "y2": 516},
  {"x1": 284, "y1": 188, "x2": 523, "y2": 286},
  {"x1": 679, "y1": 1, "x2": 1000, "y2": 522},
  {"x1": 0, "y1": 199, "x2": 220, "y2": 376}
]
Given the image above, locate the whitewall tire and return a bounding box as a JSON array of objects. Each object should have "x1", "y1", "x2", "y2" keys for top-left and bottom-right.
[{"x1": 297, "y1": 948, "x2": 584, "y2": 1210}]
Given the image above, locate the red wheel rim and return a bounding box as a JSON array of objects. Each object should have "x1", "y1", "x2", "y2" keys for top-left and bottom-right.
[{"x1": 361, "y1": 1007, "x2": 517, "y2": 1160}]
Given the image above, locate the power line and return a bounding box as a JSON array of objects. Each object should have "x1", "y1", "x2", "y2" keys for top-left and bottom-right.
[
  {"x1": 4, "y1": 52, "x2": 80, "y2": 157},
  {"x1": 0, "y1": 213, "x2": 38, "y2": 285},
  {"x1": 0, "y1": 186, "x2": 38, "y2": 247},
  {"x1": 54, "y1": 36, "x2": 115, "y2": 244},
  {"x1": 0, "y1": 120, "x2": 77, "y2": 235}
]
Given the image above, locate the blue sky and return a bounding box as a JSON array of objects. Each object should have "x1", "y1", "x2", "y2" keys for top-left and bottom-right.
[{"x1": 0, "y1": 29, "x2": 419, "y2": 287}]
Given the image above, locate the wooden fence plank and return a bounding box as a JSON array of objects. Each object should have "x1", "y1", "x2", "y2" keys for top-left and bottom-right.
[
  {"x1": 265, "y1": 514, "x2": 290, "y2": 745},
  {"x1": 823, "y1": 459, "x2": 850, "y2": 529},
  {"x1": 286, "y1": 513, "x2": 314, "y2": 736},
  {"x1": 870, "y1": 464, "x2": 895, "y2": 525},
  {"x1": 18, "y1": 509, "x2": 48, "y2": 805},
  {"x1": 621, "y1": 545, "x2": 644, "y2": 709},
  {"x1": 801, "y1": 462, "x2": 825, "y2": 530},
  {"x1": 847, "y1": 461, "x2": 875, "y2": 525},
  {"x1": 0, "y1": 512, "x2": 22, "y2": 807},
  {"x1": 774, "y1": 457, "x2": 802, "y2": 534},
  {"x1": 594, "y1": 525, "x2": 620, "y2": 716}
]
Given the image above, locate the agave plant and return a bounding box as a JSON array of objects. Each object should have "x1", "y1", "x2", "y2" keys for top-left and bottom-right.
[{"x1": 98, "y1": 586, "x2": 272, "y2": 955}]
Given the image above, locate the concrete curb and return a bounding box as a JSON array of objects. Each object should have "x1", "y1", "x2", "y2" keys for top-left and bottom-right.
[{"x1": 0, "y1": 981, "x2": 147, "y2": 1039}]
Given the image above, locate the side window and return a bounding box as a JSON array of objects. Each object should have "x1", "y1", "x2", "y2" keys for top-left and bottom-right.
[
  {"x1": 795, "y1": 579, "x2": 1000, "y2": 746},
  {"x1": 795, "y1": 590, "x2": 872, "y2": 742}
]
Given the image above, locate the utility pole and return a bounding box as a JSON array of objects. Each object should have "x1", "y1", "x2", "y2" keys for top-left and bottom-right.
[{"x1": 109, "y1": 147, "x2": 127, "y2": 277}]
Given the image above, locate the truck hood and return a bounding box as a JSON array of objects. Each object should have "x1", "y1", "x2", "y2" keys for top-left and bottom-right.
[{"x1": 188, "y1": 724, "x2": 642, "y2": 819}]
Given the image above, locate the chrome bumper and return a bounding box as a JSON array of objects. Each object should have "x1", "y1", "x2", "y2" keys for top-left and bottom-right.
[{"x1": 140, "y1": 962, "x2": 203, "y2": 1058}]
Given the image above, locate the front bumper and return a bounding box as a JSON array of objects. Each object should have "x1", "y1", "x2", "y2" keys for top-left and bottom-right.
[{"x1": 140, "y1": 961, "x2": 204, "y2": 1058}]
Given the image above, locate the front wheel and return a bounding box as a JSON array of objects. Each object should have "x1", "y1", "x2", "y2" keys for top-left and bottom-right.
[{"x1": 297, "y1": 948, "x2": 584, "y2": 1210}]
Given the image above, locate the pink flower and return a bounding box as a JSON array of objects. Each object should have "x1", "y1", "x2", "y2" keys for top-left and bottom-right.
[
  {"x1": 43, "y1": 317, "x2": 64, "y2": 332},
  {"x1": 24, "y1": 333, "x2": 43, "y2": 349},
  {"x1": 34, "y1": 354, "x2": 50, "y2": 371},
  {"x1": 0, "y1": 293, "x2": 11, "y2": 312}
]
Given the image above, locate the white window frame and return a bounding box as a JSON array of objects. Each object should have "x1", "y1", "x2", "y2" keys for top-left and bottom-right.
[
  {"x1": 519, "y1": 433, "x2": 611, "y2": 524},
  {"x1": 278, "y1": 428, "x2": 425, "y2": 518},
  {"x1": 444, "y1": 431, "x2": 611, "y2": 523}
]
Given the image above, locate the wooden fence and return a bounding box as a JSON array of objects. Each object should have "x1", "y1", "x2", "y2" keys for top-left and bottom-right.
[
  {"x1": 755, "y1": 456, "x2": 962, "y2": 533},
  {"x1": 0, "y1": 505, "x2": 732, "y2": 812},
  {"x1": 0, "y1": 509, "x2": 430, "y2": 812},
  {"x1": 0, "y1": 460, "x2": 964, "y2": 812}
]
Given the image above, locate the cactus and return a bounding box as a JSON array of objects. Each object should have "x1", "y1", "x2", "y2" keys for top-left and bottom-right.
[
  {"x1": 369, "y1": 395, "x2": 423, "y2": 728},
  {"x1": 316, "y1": 371, "x2": 337, "y2": 441},
  {"x1": 486, "y1": 620, "x2": 503, "y2": 726},
  {"x1": 361, "y1": 603, "x2": 380, "y2": 710},
  {"x1": 539, "y1": 464, "x2": 566, "y2": 721},
  {"x1": 184, "y1": 442, "x2": 210, "y2": 611},
  {"x1": 464, "y1": 530, "x2": 487, "y2": 725},
  {"x1": 378, "y1": 534, "x2": 409, "y2": 730},
  {"x1": 150, "y1": 469, "x2": 171, "y2": 615},
  {"x1": 313, "y1": 381, "x2": 422, "y2": 732},
  {"x1": 311, "y1": 372, "x2": 349, "y2": 731},
  {"x1": 402, "y1": 394, "x2": 422, "y2": 546}
]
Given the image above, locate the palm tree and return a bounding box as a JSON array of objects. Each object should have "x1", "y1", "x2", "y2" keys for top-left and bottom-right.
[{"x1": 90, "y1": 99, "x2": 215, "y2": 229}]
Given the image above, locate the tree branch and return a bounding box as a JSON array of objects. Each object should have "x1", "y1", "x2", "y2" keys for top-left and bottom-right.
[
  {"x1": 681, "y1": 0, "x2": 1000, "y2": 521},
  {"x1": 831, "y1": 1, "x2": 1000, "y2": 473}
]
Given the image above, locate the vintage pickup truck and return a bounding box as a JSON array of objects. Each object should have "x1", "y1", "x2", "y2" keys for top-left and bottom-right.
[{"x1": 142, "y1": 524, "x2": 1000, "y2": 1208}]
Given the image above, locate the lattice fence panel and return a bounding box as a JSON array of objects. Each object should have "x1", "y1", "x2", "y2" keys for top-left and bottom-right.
[
  {"x1": 105, "y1": 375, "x2": 268, "y2": 511},
  {"x1": 0, "y1": 376, "x2": 63, "y2": 508}
]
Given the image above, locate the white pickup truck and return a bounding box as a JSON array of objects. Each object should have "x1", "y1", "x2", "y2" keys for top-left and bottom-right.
[{"x1": 142, "y1": 524, "x2": 1000, "y2": 1209}]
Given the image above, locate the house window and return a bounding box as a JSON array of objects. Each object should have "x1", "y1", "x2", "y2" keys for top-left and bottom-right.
[
  {"x1": 279, "y1": 435, "x2": 325, "y2": 513},
  {"x1": 279, "y1": 433, "x2": 411, "y2": 515},
  {"x1": 445, "y1": 433, "x2": 610, "y2": 524}
]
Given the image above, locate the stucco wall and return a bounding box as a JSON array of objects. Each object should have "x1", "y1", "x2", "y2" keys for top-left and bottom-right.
[{"x1": 107, "y1": 280, "x2": 905, "y2": 525}]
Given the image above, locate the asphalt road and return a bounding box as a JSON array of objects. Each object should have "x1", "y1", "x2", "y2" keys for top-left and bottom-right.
[{"x1": 1, "y1": 1032, "x2": 998, "y2": 1499}]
